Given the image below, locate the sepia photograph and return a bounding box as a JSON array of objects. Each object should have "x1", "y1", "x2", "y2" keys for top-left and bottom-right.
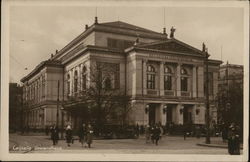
[{"x1": 1, "y1": 0, "x2": 249, "y2": 161}]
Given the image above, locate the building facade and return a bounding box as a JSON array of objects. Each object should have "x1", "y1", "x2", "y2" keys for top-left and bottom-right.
[
  {"x1": 9, "y1": 83, "x2": 23, "y2": 131},
  {"x1": 21, "y1": 18, "x2": 221, "y2": 130},
  {"x1": 217, "y1": 63, "x2": 243, "y2": 124}
]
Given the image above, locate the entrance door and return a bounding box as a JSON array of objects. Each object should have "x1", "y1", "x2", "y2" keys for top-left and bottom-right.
[
  {"x1": 167, "y1": 106, "x2": 173, "y2": 123},
  {"x1": 148, "y1": 105, "x2": 156, "y2": 125},
  {"x1": 183, "y1": 106, "x2": 192, "y2": 124}
]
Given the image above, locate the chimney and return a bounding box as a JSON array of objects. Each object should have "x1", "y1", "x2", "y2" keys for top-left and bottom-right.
[
  {"x1": 85, "y1": 24, "x2": 89, "y2": 30},
  {"x1": 55, "y1": 50, "x2": 58, "y2": 53},
  {"x1": 51, "y1": 54, "x2": 54, "y2": 58},
  {"x1": 95, "y1": 16, "x2": 98, "y2": 24}
]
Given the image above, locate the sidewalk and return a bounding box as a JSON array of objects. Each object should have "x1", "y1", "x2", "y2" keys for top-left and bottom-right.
[{"x1": 197, "y1": 138, "x2": 243, "y2": 149}]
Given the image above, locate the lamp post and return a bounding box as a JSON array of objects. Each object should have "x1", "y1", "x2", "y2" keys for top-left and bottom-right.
[
  {"x1": 205, "y1": 48, "x2": 211, "y2": 144},
  {"x1": 56, "y1": 80, "x2": 60, "y2": 128},
  {"x1": 60, "y1": 106, "x2": 64, "y2": 139}
]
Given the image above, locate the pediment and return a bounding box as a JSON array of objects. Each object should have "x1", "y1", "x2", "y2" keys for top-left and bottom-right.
[{"x1": 138, "y1": 39, "x2": 204, "y2": 56}]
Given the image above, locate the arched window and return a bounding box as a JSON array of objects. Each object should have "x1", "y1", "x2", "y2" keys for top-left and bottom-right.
[
  {"x1": 164, "y1": 66, "x2": 172, "y2": 90},
  {"x1": 67, "y1": 74, "x2": 70, "y2": 96},
  {"x1": 82, "y1": 66, "x2": 87, "y2": 90},
  {"x1": 181, "y1": 68, "x2": 188, "y2": 91},
  {"x1": 147, "y1": 65, "x2": 156, "y2": 89},
  {"x1": 74, "y1": 71, "x2": 78, "y2": 93}
]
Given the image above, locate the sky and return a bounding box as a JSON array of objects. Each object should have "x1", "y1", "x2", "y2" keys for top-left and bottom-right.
[{"x1": 8, "y1": 4, "x2": 245, "y2": 83}]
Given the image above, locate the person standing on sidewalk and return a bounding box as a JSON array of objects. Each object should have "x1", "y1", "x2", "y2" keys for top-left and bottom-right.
[
  {"x1": 86, "y1": 124, "x2": 94, "y2": 148},
  {"x1": 153, "y1": 124, "x2": 161, "y2": 146},
  {"x1": 65, "y1": 125, "x2": 73, "y2": 147},
  {"x1": 145, "y1": 125, "x2": 150, "y2": 143},
  {"x1": 78, "y1": 123, "x2": 87, "y2": 148},
  {"x1": 50, "y1": 124, "x2": 59, "y2": 146}
]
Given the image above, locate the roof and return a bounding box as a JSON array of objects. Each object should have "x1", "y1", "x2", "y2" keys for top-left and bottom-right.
[
  {"x1": 52, "y1": 20, "x2": 167, "y2": 60},
  {"x1": 100, "y1": 21, "x2": 161, "y2": 34},
  {"x1": 21, "y1": 60, "x2": 62, "y2": 83},
  {"x1": 125, "y1": 38, "x2": 206, "y2": 57}
]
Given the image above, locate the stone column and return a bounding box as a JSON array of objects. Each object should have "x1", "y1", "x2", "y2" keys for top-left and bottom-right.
[
  {"x1": 142, "y1": 59, "x2": 147, "y2": 95},
  {"x1": 197, "y1": 66, "x2": 204, "y2": 97},
  {"x1": 192, "y1": 65, "x2": 197, "y2": 98},
  {"x1": 176, "y1": 104, "x2": 183, "y2": 125},
  {"x1": 159, "y1": 62, "x2": 164, "y2": 96},
  {"x1": 176, "y1": 63, "x2": 181, "y2": 96},
  {"x1": 160, "y1": 104, "x2": 167, "y2": 126}
]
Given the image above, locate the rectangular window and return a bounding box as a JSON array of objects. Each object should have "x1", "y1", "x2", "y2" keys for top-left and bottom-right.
[
  {"x1": 164, "y1": 75, "x2": 172, "y2": 90},
  {"x1": 181, "y1": 77, "x2": 188, "y2": 91},
  {"x1": 147, "y1": 74, "x2": 155, "y2": 89}
]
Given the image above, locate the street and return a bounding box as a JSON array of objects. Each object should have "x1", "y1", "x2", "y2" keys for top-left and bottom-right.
[{"x1": 9, "y1": 133, "x2": 234, "y2": 154}]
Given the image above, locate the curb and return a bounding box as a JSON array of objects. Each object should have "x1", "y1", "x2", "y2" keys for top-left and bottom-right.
[{"x1": 197, "y1": 143, "x2": 243, "y2": 149}]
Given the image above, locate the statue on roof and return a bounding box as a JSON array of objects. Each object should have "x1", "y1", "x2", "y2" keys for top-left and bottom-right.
[
  {"x1": 170, "y1": 26, "x2": 176, "y2": 38},
  {"x1": 202, "y1": 42, "x2": 206, "y2": 52}
]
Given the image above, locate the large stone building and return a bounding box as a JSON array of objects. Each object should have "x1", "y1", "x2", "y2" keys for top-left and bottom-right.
[
  {"x1": 21, "y1": 18, "x2": 222, "y2": 130},
  {"x1": 217, "y1": 63, "x2": 243, "y2": 124}
]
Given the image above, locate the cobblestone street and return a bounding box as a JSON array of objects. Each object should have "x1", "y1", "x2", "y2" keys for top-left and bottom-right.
[{"x1": 9, "y1": 133, "x2": 235, "y2": 154}]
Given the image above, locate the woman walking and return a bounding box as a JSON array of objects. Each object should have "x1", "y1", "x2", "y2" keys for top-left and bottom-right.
[
  {"x1": 65, "y1": 125, "x2": 73, "y2": 147},
  {"x1": 86, "y1": 124, "x2": 94, "y2": 148}
]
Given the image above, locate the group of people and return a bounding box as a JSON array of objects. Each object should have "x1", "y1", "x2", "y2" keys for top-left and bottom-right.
[
  {"x1": 145, "y1": 123, "x2": 163, "y2": 145},
  {"x1": 50, "y1": 123, "x2": 94, "y2": 148},
  {"x1": 227, "y1": 123, "x2": 241, "y2": 155}
]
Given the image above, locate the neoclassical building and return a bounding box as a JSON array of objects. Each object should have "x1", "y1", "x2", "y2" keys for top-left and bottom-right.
[{"x1": 21, "y1": 17, "x2": 221, "y2": 129}]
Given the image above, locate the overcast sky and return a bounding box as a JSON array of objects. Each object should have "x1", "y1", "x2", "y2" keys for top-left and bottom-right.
[{"x1": 9, "y1": 4, "x2": 245, "y2": 83}]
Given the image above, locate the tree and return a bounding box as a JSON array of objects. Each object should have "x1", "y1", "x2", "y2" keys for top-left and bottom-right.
[
  {"x1": 66, "y1": 62, "x2": 131, "y2": 134},
  {"x1": 217, "y1": 75, "x2": 243, "y2": 129}
]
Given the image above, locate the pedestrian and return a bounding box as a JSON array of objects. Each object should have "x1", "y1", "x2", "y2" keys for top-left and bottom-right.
[
  {"x1": 150, "y1": 125, "x2": 155, "y2": 144},
  {"x1": 65, "y1": 125, "x2": 73, "y2": 147},
  {"x1": 228, "y1": 123, "x2": 240, "y2": 155},
  {"x1": 183, "y1": 124, "x2": 188, "y2": 140},
  {"x1": 195, "y1": 125, "x2": 201, "y2": 139},
  {"x1": 152, "y1": 124, "x2": 161, "y2": 145},
  {"x1": 145, "y1": 125, "x2": 151, "y2": 143},
  {"x1": 50, "y1": 124, "x2": 59, "y2": 146},
  {"x1": 78, "y1": 123, "x2": 87, "y2": 148},
  {"x1": 86, "y1": 124, "x2": 94, "y2": 148}
]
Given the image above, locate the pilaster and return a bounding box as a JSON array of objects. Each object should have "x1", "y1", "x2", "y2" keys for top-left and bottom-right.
[
  {"x1": 159, "y1": 62, "x2": 165, "y2": 96},
  {"x1": 192, "y1": 65, "x2": 197, "y2": 98},
  {"x1": 176, "y1": 63, "x2": 181, "y2": 96}
]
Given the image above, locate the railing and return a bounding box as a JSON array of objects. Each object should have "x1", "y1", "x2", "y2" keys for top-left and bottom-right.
[
  {"x1": 181, "y1": 91, "x2": 191, "y2": 97},
  {"x1": 164, "y1": 90, "x2": 175, "y2": 96},
  {"x1": 147, "y1": 89, "x2": 158, "y2": 95}
]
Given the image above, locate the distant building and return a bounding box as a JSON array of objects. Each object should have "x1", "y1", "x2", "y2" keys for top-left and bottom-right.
[
  {"x1": 9, "y1": 83, "x2": 23, "y2": 131},
  {"x1": 21, "y1": 17, "x2": 222, "y2": 130},
  {"x1": 217, "y1": 63, "x2": 243, "y2": 124}
]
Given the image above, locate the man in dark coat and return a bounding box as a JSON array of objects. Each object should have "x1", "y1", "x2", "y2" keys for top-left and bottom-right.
[
  {"x1": 50, "y1": 124, "x2": 59, "y2": 146},
  {"x1": 78, "y1": 123, "x2": 87, "y2": 147},
  {"x1": 153, "y1": 124, "x2": 161, "y2": 146},
  {"x1": 228, "y1": 123, "x2": 240, "y2": 155}
]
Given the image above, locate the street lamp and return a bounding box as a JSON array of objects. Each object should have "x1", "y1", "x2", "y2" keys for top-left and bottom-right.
[{"x1": 205, "y1": 45, "x2": 211, "y2": 144}]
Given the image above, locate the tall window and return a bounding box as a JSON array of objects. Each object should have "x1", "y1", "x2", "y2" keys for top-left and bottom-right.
[
  {"x1": 67, "y1": 74, "x2": 70, "y2": 96},
  {"x1": 42, "y1": 75, "x2": 45, "y2": 98},
  {"x1": 181, "y1": 68, "x2": 188, "y2": 91},
  {"x1": 147, "y1": 65, "x2": 156, "y2": 89},
  {"x1": 74, "y1": 71, "x2": 78, "y2": 93},
  {"x1": 82, "y1": 66, "x2": 87, "y2": 90},
  {"x1": 164, "y1": 66, "x2": 172, "y2": 90}
]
